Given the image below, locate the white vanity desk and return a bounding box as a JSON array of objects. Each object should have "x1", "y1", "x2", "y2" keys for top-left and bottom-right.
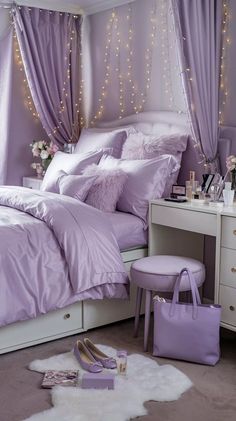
[{"x1": 149, "y1": 199, "x2": 236, "y2": 332}]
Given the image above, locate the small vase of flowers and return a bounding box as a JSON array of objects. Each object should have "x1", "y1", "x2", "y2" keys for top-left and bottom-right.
[
  {"x1": 30, "y1": 140, "x2": 59, "y2": 177},
  {"x1": 226, "y1": 155, "x2": 236, "y2": 191}
]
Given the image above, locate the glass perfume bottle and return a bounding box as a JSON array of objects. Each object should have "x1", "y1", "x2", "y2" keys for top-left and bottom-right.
[{"x1": 116, "y1": 350, "x2": 127, "y2": 376}]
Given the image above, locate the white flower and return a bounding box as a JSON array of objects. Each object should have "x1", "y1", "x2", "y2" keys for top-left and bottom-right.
[
  {"x1": 40, "y1": 150, "x2": 49, "y2": 160},
  {"x1": 38, "y1": 141, "x2": 44, "y2": 149}
]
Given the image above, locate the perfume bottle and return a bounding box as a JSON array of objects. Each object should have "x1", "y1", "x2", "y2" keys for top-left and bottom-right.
[{"x1": 116, "y1": 350, "x2": 127, "y2": 376}]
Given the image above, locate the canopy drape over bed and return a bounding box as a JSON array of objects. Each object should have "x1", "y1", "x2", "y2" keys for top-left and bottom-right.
[{"x1": 12, "y1": 5, "x2": 82, "y2": 147}]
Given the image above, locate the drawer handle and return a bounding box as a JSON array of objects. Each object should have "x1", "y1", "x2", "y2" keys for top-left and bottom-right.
[
  {"x1": 64, "y1": 313, "x2": 71, "y2": 320},
  {"x1": 231, "y1": 267, "x2": 236, "y2": 273},
  {"x1": 229, "y1": 306, "x2": 235, "y2": 312},
  {"x1": 233, "y1": 230, "x2": 236, "y2": 236}
]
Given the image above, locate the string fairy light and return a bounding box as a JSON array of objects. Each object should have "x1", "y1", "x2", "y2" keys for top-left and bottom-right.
[
  {"x1": 127, "y1": 1, "x2": 158, "y2": 115},
  {"x1": 219, "y1": 0, "x2": 230, "y2": 126},
  {"x1": 90, "y1": 1, "x2": 159, "y2": 123},
  {"x1": 90, "y1": 9, "x2": 116, "y2": 125}
]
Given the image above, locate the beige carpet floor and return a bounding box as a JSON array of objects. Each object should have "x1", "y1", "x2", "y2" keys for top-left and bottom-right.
[{"x1": 0, "y1": 317, "x2": 236, "y2": 421}]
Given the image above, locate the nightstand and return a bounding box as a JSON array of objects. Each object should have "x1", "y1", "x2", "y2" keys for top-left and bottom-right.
[{"x1": 22, "y1": 176, "x2": 43, "y2": 190}]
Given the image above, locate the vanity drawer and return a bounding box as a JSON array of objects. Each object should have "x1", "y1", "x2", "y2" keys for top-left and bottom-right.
[
  {"x1": 151, "y1": 205, "x2": 217, "y2": 236},
  {"x1": 220, "y1": 247, "x2": 236, "y2": 288},
  {"x1": 221, "y1": 216, "x2": 236, "y2": 249},
  {"x1": 219, "y1": 285, "x2": 236, "y2": 327}
]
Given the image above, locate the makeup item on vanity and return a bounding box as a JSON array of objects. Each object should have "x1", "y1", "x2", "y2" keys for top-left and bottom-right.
[
  {"x1": 41, "y1": 370, "x2": 79, "y2": 388},
  {"x1": 204, "y1": 193, "x2": 211, "y2": 204},
  {"x1": 201, "y1": 174, "x2": 214, "y2": 193},
  {"x1": 73, "y1": 340, "x2": 103, "y2": 373},
  {"x1": 186, "y1": 171, "x2": 199, "y2": 200},
  {"x1": 223, "y1": 182, "x2": 234, "y2": 207},
  {"x1": 164, "y1": 184, "x2": 187, "y2": 202},
  {"x1": 171, "y1": 184, "x2": 186, "y2": 197},
  {"x1": 81, "y1": 372, "x2": 115, "y2": 390},
  {"x1": 164, "y1": 197, "x2": 187, "y2": 203},
  {"x1": 83, "y1": 338, "x2": 117, "y2": 369},
  {"x1": 116, "y1": 350, "x2": 127, "y2": 376}
]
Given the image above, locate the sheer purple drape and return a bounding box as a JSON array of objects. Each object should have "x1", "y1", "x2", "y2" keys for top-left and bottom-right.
[
  {"x1": 172, "y1": 0, "x2": 222, "y2": 172},
  {"x1": 13, "y1": 6, "x2": 82, "y2": 147},
  {"x1": 0, "y1": 26, "x2": 13, "y2": 184}
]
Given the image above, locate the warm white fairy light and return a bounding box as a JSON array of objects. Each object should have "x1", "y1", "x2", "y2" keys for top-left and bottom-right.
[
  {"x1": 90, "y1": 9, "x2": 116, "y2": 125},
  {"x1": 219, "y1": 0, "x2": 230, "y2": 126},
  {"x1": 126, "y1": 1, "x2": 158, "y2": 114}
]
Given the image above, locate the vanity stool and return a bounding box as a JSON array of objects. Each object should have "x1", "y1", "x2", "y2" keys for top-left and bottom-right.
[{"x1": 130, "y1": 255, "x2": 205, "y2": 351}]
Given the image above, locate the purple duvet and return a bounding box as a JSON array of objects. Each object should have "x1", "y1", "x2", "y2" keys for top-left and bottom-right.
[{"x1": 0, "y1": 187, "x2": 128, "y2": 327}]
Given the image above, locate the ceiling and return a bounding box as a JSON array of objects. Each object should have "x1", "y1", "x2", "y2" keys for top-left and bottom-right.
[{"x1": 1, "y1": 0, "x2": 136, "y2": 14}]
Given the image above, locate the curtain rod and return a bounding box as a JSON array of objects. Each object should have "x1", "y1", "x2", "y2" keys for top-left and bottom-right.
[
  {"x1": 0, "y1": 2, "x2": 83, "y2": 14},
  {"x1": 0, "y1": 2, "x2": 13, "y2": 8}
]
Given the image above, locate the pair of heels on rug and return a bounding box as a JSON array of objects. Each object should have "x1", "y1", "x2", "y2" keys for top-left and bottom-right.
[{"x1": 74, "y1": 338, "x2": 117, "y2": 373}]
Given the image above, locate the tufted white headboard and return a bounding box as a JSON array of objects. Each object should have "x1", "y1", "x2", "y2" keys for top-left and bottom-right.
[
  {"x1": 97, "y1": 110, "x2": 190, "y2": 134},
  {"x1": 96, "y1": 111, "x2": 202, "y2": 183}
]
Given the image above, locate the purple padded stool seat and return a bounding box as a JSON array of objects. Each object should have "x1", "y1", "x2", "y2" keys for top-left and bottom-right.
[{"x1": 130, "y1": 255, "x2": 205, "y2": 352}]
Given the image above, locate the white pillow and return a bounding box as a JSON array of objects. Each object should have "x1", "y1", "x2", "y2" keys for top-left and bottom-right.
[
  {"x1": 41, "y1": 150, "x2": 103, "y2": 193},
  {"x1": 57, "y1": 171, "x2": 98, "y2": 201},
  {"x1": 74, "y1": 127, "x2": 133, "y2": 158}
]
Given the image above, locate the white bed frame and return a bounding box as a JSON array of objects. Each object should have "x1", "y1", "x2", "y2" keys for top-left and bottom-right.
[{"x1": 0, "y1": 111, "x2": 190, "y2": 354}]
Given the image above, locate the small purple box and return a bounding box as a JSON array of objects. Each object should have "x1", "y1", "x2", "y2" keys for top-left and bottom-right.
[{"x1": 81, "y1": 373, "x2": 115, "y2": 390}]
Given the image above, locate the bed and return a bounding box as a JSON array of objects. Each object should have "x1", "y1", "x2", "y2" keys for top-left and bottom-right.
[{"x1": 0, "y1": 111, "x2": 191, "y2": 354}]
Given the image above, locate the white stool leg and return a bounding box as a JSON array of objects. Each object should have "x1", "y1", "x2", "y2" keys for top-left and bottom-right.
[
  {"x1": 134, "y1": 287, "x2": 143, "y2": 337},
  {"x1": 144, "y1": 290, "x2": 152, "y2": 352}
]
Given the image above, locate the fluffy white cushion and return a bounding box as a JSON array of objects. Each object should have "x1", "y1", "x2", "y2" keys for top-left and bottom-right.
[
  {"x1": 121, "y1": 130, "x2": 188, "y2": 160},
  {"x1": 41, "y1": 150, "x2": 103, "y2": 193},
  {"x1": 83, "y1": 164, "x2": 128, "y2": 212}
]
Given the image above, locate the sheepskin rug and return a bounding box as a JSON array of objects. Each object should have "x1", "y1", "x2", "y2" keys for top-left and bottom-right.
[{"x1": 25, "y1": 345, "x2": 192, "y2": 421}]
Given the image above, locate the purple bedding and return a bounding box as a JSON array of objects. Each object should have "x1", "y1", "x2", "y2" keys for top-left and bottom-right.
[
  {"x1": 0, "y1": 187, "x2": 128, "y2": 327},
  {"x1": 108, "y1": 211, "x2": 147, "y2": 251}
]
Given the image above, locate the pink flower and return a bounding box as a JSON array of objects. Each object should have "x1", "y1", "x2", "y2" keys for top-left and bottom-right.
[
  {"x1": 52, "y1": 143, "x2": 59, "y2": 153},
  {"x1": 32, "y1": 149, "x2": 40, "y2": 157}
]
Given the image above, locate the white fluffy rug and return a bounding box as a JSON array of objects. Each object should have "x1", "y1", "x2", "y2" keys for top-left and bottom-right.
[{"x1": 25, "y1": 345, "x2": 192, "y2": 421}]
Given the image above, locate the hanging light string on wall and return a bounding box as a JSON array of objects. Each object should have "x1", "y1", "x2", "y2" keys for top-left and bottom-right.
[
  {"x1": 219, "y1": 0, "x2": 230, "y2": 126},
  {"x1": 160, "y1": 0, "x2": 175, "y2": 109},
  {"x1": 90, "y1": 9, "x2": 116, "y2": 125},
  {"x1": 90, "y1": 1, "x2": 159, "y2": 124},
  {"x1": 127, "y1": 0, "x2": 158, "y2": 115},
  {"x1": 11, "y1": 5, "x2": 82, "y2": 140}
]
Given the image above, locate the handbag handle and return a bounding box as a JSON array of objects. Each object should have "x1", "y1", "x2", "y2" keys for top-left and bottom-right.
[{"x1": 170, "y1": 268, "x2": 201, "y2": 320}]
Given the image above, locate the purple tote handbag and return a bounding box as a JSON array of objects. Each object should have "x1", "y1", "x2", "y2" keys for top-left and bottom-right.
[{"x1": 153, "y1": 268, "x2": 221, "y2": 365}]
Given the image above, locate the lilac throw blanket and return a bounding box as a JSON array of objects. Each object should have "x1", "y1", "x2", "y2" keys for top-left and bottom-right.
[{"x1": 0, "y1": 187, "x2": 128, "y2": 327}]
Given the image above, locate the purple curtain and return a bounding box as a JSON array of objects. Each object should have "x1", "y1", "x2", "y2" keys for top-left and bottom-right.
[
  {"x1": 12, "y1": 6, "x2": 82, "y2": 147},
  {"x1": 0, "y1": 25, "x2": 13, "y2": 184},
  {"x1": 172, "y1": 0, "x2": 222, "y2": 172}
]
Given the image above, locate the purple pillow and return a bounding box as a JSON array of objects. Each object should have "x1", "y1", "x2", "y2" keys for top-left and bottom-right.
[
  {"x1": 57, "y1": 171, "x2": 97, "y2": 201},
  {"x1": 83, "y1": 164, "x2": 128, "y2": 212},
  {"x1": 121, "y1": 131, "x2": 188, "y2": 160},
  {"x1": 41, "y1": 150, "x2": 103, "y2": 193},
  {"x1": 99, "y1": 154, "x2": 178, "y2": 225},
  {"x1": 74, "y1": 127, "x2": 130, "y2": 158}
]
